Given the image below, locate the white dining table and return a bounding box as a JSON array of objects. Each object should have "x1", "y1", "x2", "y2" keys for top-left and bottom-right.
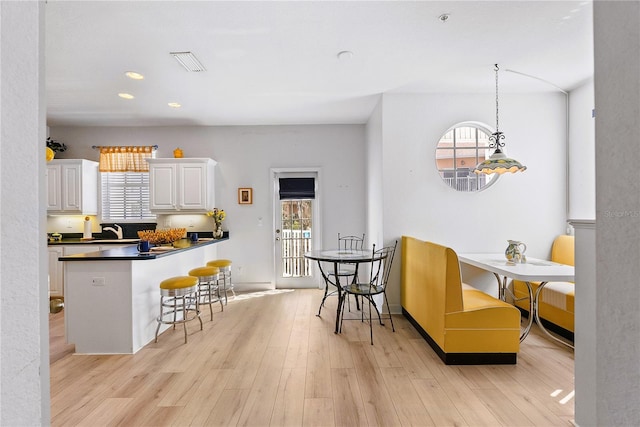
[{"x1": 458, "y1": 253, "x2": 575, "y2": 348}]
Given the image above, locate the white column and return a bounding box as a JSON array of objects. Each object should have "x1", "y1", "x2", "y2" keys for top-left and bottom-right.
[
  {"x1": 0, "y1": 1, "x2": 48, "y2": 425},
  {"x1": 569, "y1": 220, "x2": 596, "y2": 426}
]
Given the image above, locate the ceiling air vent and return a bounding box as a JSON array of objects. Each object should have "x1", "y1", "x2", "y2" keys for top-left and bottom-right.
[{"x1": 170, "y1": 51, "x2": 206, "y2": 72}]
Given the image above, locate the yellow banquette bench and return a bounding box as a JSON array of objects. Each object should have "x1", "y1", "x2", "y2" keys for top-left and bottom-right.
[
  {"x1": 401, "y1": 236, "x2": 521, "y2": 364},
  {"x1": 512, "y1": 235, "x2": 575, "y2": 340}
]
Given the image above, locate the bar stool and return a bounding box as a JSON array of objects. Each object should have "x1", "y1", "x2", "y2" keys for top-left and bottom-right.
[
  {"x1": 206, "y1": 259, "x2": 234, "y2": 304},
  {"x1": 154, "y1": 276, "x2": 202, "y2": 344},
  {"x1": 188, "y1": 266, "x2": 223, "y2": 321}
]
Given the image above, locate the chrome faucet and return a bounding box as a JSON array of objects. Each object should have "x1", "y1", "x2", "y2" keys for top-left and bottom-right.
[{"x1": 103, "y1": 224, "x2": 123, "y2": 239}]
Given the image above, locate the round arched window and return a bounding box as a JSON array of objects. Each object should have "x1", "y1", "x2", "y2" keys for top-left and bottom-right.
[{"x1": 435, "y1": 122, "x2": 498, "y2": 192}]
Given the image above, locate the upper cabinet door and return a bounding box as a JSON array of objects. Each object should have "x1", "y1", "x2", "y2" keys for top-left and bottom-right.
[
  {"x1": 147, "y1": 158, "x2": 216, "y2": 213},
  {"x1": 62, "y1": 163, "x2": 82, "y2": 211},
  {"x1": 178, "y1": 162, "x2": 208, "y2": 209},
  {"x1": 46, "y1": 164, "x2": 63, "y2": 211},
  {"x1": 148, "y1": 162, "x2": 178, "y2": 211}
]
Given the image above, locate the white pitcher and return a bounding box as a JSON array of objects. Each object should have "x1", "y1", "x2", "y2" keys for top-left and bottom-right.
[{"x1": 505, "y1": 240, "x2": 527, "y2": 263}]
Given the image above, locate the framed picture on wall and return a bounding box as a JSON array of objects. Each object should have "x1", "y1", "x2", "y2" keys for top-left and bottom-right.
[{"x1": 238, "y1": 188, "x2": 253, "y2": 204}]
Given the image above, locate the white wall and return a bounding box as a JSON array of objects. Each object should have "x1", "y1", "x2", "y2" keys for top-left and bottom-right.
[
  {"x1": 569, "y1": 78, "x2": 596, "y2": 220},
  {"x1": 50, "y1": 125, "x2": 367, "y2": 287},
  {"x1": 0, "y1": 2, "x2": 49, "y2": 425},
  {"x1": 380, "y1": 91, "x2": 568, "y2": 303}
]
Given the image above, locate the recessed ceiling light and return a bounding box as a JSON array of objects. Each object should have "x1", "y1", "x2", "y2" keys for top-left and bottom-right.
[
  {"x1": 125, "y1": 71, "x2": 144, "y2": 80},
  {"x1": 168, "y1": 102, "x2": 181, "y2": 108},
  {"x1": 118, "y1": 93, "x2": 134, "y2": 100},
  {"x1": 170, "y1": 51, "x2": 206, "y2": 72}
]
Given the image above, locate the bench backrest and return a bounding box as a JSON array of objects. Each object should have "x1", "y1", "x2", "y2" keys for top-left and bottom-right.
[
  {"x1": 401, "y1": 236, "x2": 464, "y2": 346},
  {"x1": 551, "y1": 235, "x2": 575, "y2": 266}
]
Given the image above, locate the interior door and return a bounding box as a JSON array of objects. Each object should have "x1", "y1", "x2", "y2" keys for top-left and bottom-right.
[{"x1": 273, "y1": 170, "x2": 321, "y2": 288}]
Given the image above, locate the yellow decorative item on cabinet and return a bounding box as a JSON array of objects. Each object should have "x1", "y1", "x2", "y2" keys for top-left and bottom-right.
[
  {"x1": 46, "y1": 147, "x2": 55, "y2": 162},
  {"x1": 173, "y1": 148, "x2": 184, "y2": 158}
]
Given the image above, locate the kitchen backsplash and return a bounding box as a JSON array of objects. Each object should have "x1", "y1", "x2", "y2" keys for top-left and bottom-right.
[
  {"x1": 47, "y1": 213, "x2": 216, "y2": 237},
  {"x1": 100, "y1": 223, "x2": 158, "y2": 239},
  {"x1": 47, "y1": 215, "x2": 103, "y2": 235}
]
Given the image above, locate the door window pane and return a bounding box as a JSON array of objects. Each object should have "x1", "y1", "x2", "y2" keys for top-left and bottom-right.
[{"x1": 280, "y1": 199, "x2": 313, "y2": 277}]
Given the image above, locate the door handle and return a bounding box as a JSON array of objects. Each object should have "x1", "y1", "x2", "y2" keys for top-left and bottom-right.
[{"x1": 275, "y1": 237, "x2": 280, "y2": 241}]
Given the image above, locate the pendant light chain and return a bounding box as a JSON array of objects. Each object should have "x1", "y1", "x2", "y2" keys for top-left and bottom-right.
[
  {"x1": 489, "y1": 64, "x2": 505, "y2": 150},
  {"x1": 473, "y1": 63, "x2": 526, "y2": 175},
  {"x1": 495, "y1": 64, "x2": 500, "y2": 134}
]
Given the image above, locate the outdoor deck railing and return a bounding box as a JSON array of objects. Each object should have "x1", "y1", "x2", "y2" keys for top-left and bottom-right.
[{"x1": 281, "y1": 229, "x2": 312, "y2": 277}]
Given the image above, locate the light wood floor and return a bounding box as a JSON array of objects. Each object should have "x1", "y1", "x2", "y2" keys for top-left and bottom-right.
[{"x1": 50, "y1": 289, "x2": 575, "y2": 426}]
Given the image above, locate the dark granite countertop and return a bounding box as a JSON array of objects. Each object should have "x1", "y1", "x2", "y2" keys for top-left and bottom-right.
[
  {"x1": 48, "y1": 231, "x2": 222, "y2": 246},
  {"x1": 58, "y1": 236, "x2": 229, "y2": 261}
]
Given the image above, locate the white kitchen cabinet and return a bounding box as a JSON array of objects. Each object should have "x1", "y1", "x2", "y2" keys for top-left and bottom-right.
[
  {"x1": 47, "y1": 159, "x2": 99, "y2": 214},
  {"x1": 48, "y1": 247, "x2": 64, "y2": 298},
  {"x1": 147, "y1": 158, "x2": 216, "y2": 213}
]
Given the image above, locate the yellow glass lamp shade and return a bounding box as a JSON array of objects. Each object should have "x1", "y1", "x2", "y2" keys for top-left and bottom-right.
[
  {"x1": 473, "y1": 146, "x2": 526, "y2": 175},
  {"x1": 474, "y1": 152, "x2": 527, "y2": 174},
  {"x1": 46, "y1": 147, "x2": 55, "y2": 162}
]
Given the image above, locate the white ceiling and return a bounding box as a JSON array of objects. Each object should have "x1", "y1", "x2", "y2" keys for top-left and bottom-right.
[{"x1": 45, "y1": 1, "x2": 593, "y2": 127}]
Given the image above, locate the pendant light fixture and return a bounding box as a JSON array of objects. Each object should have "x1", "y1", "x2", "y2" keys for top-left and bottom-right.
[{"x1": 473, "y1": 64, "x2": 527, "y2": 175}]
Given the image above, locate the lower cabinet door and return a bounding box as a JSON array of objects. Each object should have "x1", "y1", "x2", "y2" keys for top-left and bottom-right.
[{"x1": 48, "y1": 247, "x2": 64, "y2": 298}]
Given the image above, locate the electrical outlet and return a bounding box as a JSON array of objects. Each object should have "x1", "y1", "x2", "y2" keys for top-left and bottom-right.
[
  {"x1": 92, "y1": 277, "x2": 105, "y2": 286},
  {"x1": 67, "y1": 220, "x2": 72, "y2": 228}
]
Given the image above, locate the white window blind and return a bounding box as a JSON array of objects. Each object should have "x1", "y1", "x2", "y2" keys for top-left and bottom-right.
[{"x1": 101, "y1": 172, "x2": 156, "y2": 221}]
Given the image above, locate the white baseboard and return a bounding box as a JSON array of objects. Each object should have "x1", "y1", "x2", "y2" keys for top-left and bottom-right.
[{"x1": 389, "y1": 303, "x2": 403, "y2": 315}]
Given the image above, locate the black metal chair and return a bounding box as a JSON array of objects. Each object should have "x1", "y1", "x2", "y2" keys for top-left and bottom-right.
[
  {"x1": 338, "y1": 240, "x2": 397, "y2": 345},
  {"x1": 332, "y1": 233, "x2": 365, "y2": 277},
  {"x1": 317, "y1": 233, "x2": 365, "y2": 316}
]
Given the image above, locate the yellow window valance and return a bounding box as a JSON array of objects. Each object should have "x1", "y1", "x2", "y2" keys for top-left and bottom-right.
[{"x1": 98, "y1": 146, "x2": 154, "y2": 172}]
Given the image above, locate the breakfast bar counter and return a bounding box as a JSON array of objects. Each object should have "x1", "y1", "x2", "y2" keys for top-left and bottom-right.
[
  {"x1": 61, "y1": 237, "x2": 228, "y2": 354},
  {"x1": 58, "y1": 237, "x2": 227, "y2": 261}
]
